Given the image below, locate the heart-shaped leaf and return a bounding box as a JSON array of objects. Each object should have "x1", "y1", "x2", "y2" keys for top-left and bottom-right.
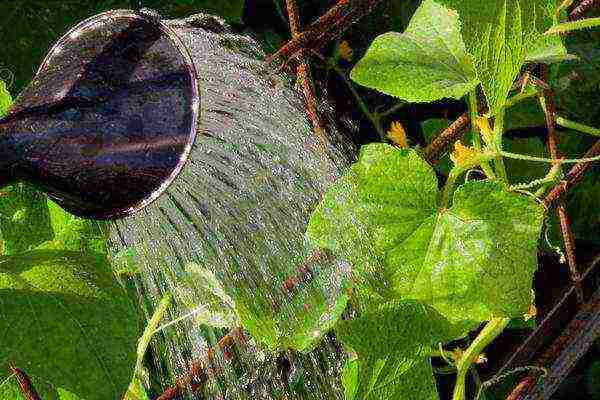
[{"x1": 351, "y1": 0, "x2": 479, "y2": 103}]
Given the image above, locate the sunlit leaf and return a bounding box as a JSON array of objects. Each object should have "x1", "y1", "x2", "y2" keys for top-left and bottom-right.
[{"x1": 351, "y1": 0, "x2": 478, "y2": 103}]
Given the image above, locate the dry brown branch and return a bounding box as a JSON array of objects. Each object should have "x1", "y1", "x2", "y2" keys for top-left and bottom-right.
[
  {"x1": 285, "y1": 0, "x2": 327, "y2": 140},
  {"x1": 266, "y1": 0, "x2": 383, "y2": 67},
  {"x1": 539, "y1": 64, "x2": 582, "y2": 301},
  {"x1": 543, "y1": 139, "x2": 600, "y2": 207},
  {"x1": 423, "y1": 112, "x2": 470, "y2": 164},
  {"x1": 7, "y1": 362, "x2": 41, "y2": 400},
  {"x1": 569, "y1": 0, "x2": 599, "y2": 20},
  {"x1": 155, "y1": 327, "x2": 246, "y2": 400}
]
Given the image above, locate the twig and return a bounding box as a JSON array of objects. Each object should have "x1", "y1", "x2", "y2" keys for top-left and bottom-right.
[
  {"x1": 539, "y1": 64, "x2": 583, "y2": 303},
  {"x1": 505, "y1": 287, "x2": 600, "y2": 399},
  {"x1": 155, "y1": 327, "x2": 246, "y2": 400},
  {"x1": 543, "y1": 139, "x2": 600, "y2": 207},
  {"x1": 569, "y1": 0, "x2": 599, "y2": 20},
  {"x1": 496, "y1": 259, "x2": 599, "y2": 397},
  {"x1": 423, "y1": 112, "x2": 470, "y2": 164},
  {"x1": 7, "y1": 362, "x2": 41, "y2": 400},
  {"x1": 285, "y1": 0, "x2": 327, "y2": 141},
  {"x1": 266, "y1": 0, "x2": 384, "y2": 67},
  {"x1": 282, "y1": 248, "x2": 335, "y2": 296}
]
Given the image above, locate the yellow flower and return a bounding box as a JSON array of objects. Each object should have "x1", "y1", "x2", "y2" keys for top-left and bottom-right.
[
  {"x1": 474, "y1": 116, "x2": 494, "y2": 146},
  {"x1": 387, "y1": 121, "x2": 408, "y2": 149},
  {"x1": 475, "y1": 353, "x2": 488, "y2": 364},
  {"x1": 451, "y1": 347, "x2": 464, "y2": 364},
  {"x1": 524, "y1": 303, "x2": 537, "y2": 321},
  {"x1": 338, "y1": 40, "x2": 353, "y2": 61},
  {"x1": 450, "y1": 141, "x2": 480, "y2": 167}
]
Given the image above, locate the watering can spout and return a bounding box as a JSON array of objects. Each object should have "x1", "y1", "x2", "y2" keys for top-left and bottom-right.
[{"x1": 0, "y1": 9, "x2": 199, "y2": 220}]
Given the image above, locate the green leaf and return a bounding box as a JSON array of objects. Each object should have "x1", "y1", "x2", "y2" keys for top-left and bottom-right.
[
  {"x1": 394, "y1": 180, "x2": 544, "y2": 323},
  {"x1": 336, "y1": 300, "x2": 460, "y2": 400},
  {"x1": 0, "y1": 78, "x2": 12, "y2": 117},
  {"x1": 526, "y1": 34, "x2": 571, "y2": 64},
  {"x1": 350, "y1": 0, "x2": 478, "y2": 103},
  {"x1": 439, "y1": 0, "x2": 548, "y2": 115},
  {"x1": 233, "y1": 245, "x2": 352, "y2": 352},
  {"x1": 174, "y1": 262, "x2": 238, "y2": 329},
  {"x1": 0, "y1": 250, "x2": 139, "y2": 399},
  {"x1": 341, "y1": 358, "x2": 359, "y2": 400},
  {"x1": 36, "y1": 200, "x2": 106, "y2": 256},
  {"x1": 308, "y1": 144, "x2": 544, "y2": 326},
  {"x1": 525, "y1": 0, "x2": 569, "y2": 64},
  {"x1": 587, "y1": 361, "x2": 600, "y2": 399},
  {"x1": 0, "y1": 184, "x2": 53, "y2": 255}
]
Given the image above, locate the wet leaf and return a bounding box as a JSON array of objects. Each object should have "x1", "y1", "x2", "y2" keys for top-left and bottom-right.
[
  {"x1": 233, "y1": 247, "x2": 352, "y2": 353},
  {"x1": 350, "y1": 0, "x2": 478, "y2": 103},
  {"x1": 175, "y1": 262, "x2": 238, "y2": 329},
  {"x1": 0, "y1": 250, "x2": 139, "y2": 399},
  {"x1": 309, "y1": 144, "x2": 544, "y2": 326}
]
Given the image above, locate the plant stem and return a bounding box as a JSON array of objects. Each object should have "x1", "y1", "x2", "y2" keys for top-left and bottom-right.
[
  {"x1": 135, "y1": 294, "x2": 172, "y2": 377},
  {"x1": 545, "y1": 16, "x2": 600, "y2": 35},
  {"x1": 492, "y1": 109, "x2": 508, "y2": 182},
  {"x1": 556, "y1": 116, "x2": 600, "y2": 137},
  {"x1": 452, "y1": 318, "x2": 510, "y2": 400},
  {"x1": 500, "y1": 150, "x2": 600, "y2": 164},
  {"x1": 330, "y1": 62, "x2": 384, "y2": 138},
  {"x1": 468, "y1": 91, "x2": 481, "y2": 150},
  {"x1": 378, "y1": 102, "x2": 405, "y2": 118},
  {"x1": 441, "y1": 168, "x2": 462, "y2": 208}
]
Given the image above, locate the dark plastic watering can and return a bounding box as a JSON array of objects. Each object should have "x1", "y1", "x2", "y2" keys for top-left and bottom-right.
[{"x1": 0, "y1": 8, "x2": 200, "y2": 220}]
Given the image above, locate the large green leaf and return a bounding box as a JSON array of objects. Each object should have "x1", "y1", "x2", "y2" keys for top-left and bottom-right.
[
  {"x1": 336, "y1": 300, "x2": 462, "y2": 400},
  {"x1": 308, "y1": 144, "x2": 544, "y2": 325},
  {"x1": 403, "y1": 180, "x2": 543, "y2": 323},
  {"x1": 232, "y1": 245, "x2": 352, "y2": 353},
  {"x1": 0, "y1": 250, "x2": 139, "y2": 399},
  {"x1": 350, "y1": 0, "x2": 478, "y2": 103},
  {"x1": 439, "y1": 0, "x2": 548, "y2": 115},
  {"x1": 0, "y1": 183, "x2": 53, "y2": 255}
]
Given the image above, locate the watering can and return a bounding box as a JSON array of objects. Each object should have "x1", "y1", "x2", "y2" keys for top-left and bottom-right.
[{"x1": 0, "y1": 8, "x2": 200, "y2": 220}]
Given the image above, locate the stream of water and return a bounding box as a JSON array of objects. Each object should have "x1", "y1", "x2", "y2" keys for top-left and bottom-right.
[{"x1": 98, "y1": 13, "x2": 356, "y2": 399}]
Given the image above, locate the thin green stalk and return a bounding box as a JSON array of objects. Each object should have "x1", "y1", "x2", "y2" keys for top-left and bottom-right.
[
  {"x1": 545, "y1": 16, "x2": 600, "y2": 35},
  {"x1": 441, "y1": 168, "x2": 462, "y2": 208},
  {"x1": 452, "y1": 318, "x2": 510, "y2": 400},
  {"x1": 135, "y1": 294, "x2": 172, "y2": 376},
  {"x1": 468, "y1": 91, "x2": 481, "y2": 150},
  {"x1": 378, "y1": 102, "x2": 405, "y2": 118},
  {"x1": 504, "y1": 87, "x2": 541, "y2": 109},
  {"x1": 556, "y1": 116, "x2": 600, "y2": 137},
  {"x1": 500, "y1": 150, "x2": 600, "y2": 164},
  {"x1": 492, "y1": 109, "x2": 508, "y2": 182},
  {"x1": 330, "y1": 62, "x2": 384, "y2": 138}
]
